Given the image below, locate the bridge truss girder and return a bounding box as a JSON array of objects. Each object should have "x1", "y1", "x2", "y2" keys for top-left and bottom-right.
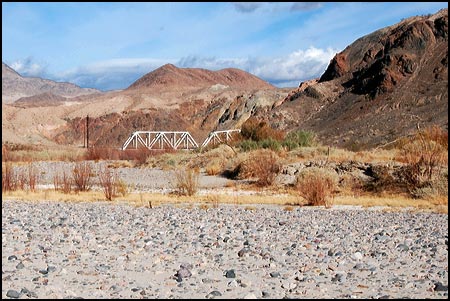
[{"x1": 122, "y1": 131, "x2": 199, "y2": 150}]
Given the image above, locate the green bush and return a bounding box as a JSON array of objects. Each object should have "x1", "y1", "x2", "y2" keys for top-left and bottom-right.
[
  {"x1": 284, "y1": 130, "x2": 316, "y2": 149},
  {"x1": 238, "y1": 139, "x2": 259, "y2": 152},
  {"x1": 281, "y1": 140, "x2": 299, "y2": 151},
  {"x1": 259, "y1": 138, "x2": 282, "y2": 152}
]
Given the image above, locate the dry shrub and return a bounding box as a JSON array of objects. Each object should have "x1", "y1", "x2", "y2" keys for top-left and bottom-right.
[
  {"x1": 26, "y1": 162, "x2": 39, "y2": 192},
  {"x1": 16, "y1": 169, "x2": 27, "y2": 191},
  {"x1": 98, "y1": 166, "x2": 118, "y2": 201},
  {"x1": 240, "y1": 149, "x2": 281, "y2": 187},
  {"x1": 240, "y1": 117, "x2": 285, "y2": 142},
  {"x1": 2, "y1": 162, "x2": 16, "y2": 192},
  {"x1": 1, "y1": 162, "x2": 39, "y2": 192},
  {"x1": 338, "y1": 173, "x2": 364, "y2": 195},
  {"x1": 205, "y1": 159, "x2": 223, "y2": 176},
  {"x1": 296, "y1": 167, "x2": 338, "y2": 208},
  {"x1": 173, "y1": 168, "x2": 199, "y2": 196},
  {"x1": 283, "y1": 205, "x2": 295, "y2": 211},
  {"x1": 115, "y1": 179, "x2": 129, "y2": 197},
  {"x1": 72, "y1": 161, "x2": 93, "y2": 192},
  {"x1": 85, "y1": 147, "x2": 164, "y2": 165},
  {"x1": 397, "y1": 125, "x2": 447, "y2": 195},
  {"x1": 53, "y1": 169, "x2": 72, "y2": 194},
  {"x1": 84, "y1": 147, "x2": 103, "y2": 161},
  {"x1": 2, "y1": 145, "x2": 10, "y2": 162},
  {"x1": 364, "y1": 165, "x2": 399, "y2": 193}
]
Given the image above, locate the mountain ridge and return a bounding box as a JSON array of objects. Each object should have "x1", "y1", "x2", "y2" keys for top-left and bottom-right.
[
  {"x1": 2, "y1": 62, "x2": 100, "y2": 104},
  {"x1": 127, "y1": 63, "x2": 275, "y2": 91}
]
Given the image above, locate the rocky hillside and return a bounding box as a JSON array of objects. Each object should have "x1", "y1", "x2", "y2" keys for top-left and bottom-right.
[
  {"x1": 2, "y1": 62, "x2": 100, "y2": 104},
  {"x1": 127, "y1": 63, "x2": 275, "y2": 92},
  {"x1": 258, "y1": 8, "x2": 448, "y2": 149}
]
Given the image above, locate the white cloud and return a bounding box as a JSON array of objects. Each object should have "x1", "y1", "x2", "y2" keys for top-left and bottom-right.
[
  {"x1": 57, "y1": 58, "x2": 175, "y2": 91},
  {"x1": 177, "y1": 46, "x2": 337, "y2": 87},
  {"x1": 7, "y1": 47, "x2": 338, "y2": 91},
  {"x1": 9, "y1": 57, "x2": 48, "y2": 78},
  {"x1": 248, "y1": 47, "x2": 338, "y2": 86}
]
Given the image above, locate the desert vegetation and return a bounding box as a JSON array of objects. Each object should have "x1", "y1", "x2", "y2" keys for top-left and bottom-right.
[
  {"x1": 295, "y1": 167, "x2": 338, "y2": 208},
  {"x1": 173, "y1": 167, "x2": 200, "y2": 196},
  {"x1": 1, "y1": 123, "x2": 448, "y2": 212}
]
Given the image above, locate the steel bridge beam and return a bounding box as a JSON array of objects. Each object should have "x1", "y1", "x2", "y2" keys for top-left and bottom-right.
[
  {"x1": 122, "y1": 129, "x2": 241, "y2": 150},
  {"x1": 122, "y1": 131, "x2": 199, "y2": 150}
]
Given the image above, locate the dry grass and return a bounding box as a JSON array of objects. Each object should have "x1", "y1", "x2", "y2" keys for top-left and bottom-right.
[
  {"x1": 333, "y1": 194, "x2": 448, "y2": 213},
  {"x1": 2, "y1": 188, "x2": 446, "y2": 214},
  {"x1": 198, "y1": 204, "x2": 210, "y2": 210},
  {"x1": 1, "y1": 132, "x2": 447, "y2": 214},
  {"x1": 287, "y1": 146, "x2": 398, "y2": 164},
  {"x1": 107, "y1": 160, "x2": 133, "y2": 169},
  {"x1": 205, "y1": 194, "x2": 220, "y2": 208},
  {"x1": 2, "y1": 144, "x2": 86, "y2": 162}
]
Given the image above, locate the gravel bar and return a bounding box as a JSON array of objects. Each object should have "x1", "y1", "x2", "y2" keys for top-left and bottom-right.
[{"x1": 2, "y1": 199, "x2": 448, "y2": 299}]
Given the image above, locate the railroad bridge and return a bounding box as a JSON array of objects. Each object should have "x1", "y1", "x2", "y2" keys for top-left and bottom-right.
[{"x1": 122, "y1": 129, "x2": 241, "y2": 150}]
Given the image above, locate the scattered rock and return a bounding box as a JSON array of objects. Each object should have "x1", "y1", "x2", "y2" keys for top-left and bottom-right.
[{"x1": 6, "y1": 290, "x2": 20, "y2": 298}]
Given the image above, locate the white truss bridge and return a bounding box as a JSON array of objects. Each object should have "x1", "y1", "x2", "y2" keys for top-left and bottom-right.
[{"x1": 122, "y1": 129, "x2": 241, "y2": 150}]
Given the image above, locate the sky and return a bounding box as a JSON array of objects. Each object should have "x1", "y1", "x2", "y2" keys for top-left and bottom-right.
[{"x1": 2, "y1": 2, "x2": 448, "y2": 91}]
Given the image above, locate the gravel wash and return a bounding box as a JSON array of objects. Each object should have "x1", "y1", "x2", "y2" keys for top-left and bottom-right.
[{"x1": 2, "y1": 199, "x2": 448, "y2": 299}]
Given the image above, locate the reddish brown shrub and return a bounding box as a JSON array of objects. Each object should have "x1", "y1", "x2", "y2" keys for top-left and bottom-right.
[
  {"x1": 72, "y1": 162, "x2": 93, "y2": 192},
  {"x1": 241, "y1": 149, "x2": 281, "y2": 187},
  {"x1": 240, "y1": 117, "x2": 285, "y2": 142},
  {"x1": 398, "y1": 125, "x2": 447, "y2": 192},
  {"x1": 98, "y1": 166, "x2": 118, "y2": 201},
  {"x1": 54, "y1": 169, "x2": 72, "y2": 193},
  {"x1": 296, "y1": 167, "x2": 338, "y2": 208},
  {"x1": 2, "y1": 162, "x2": 17, "y2": 192},
  {"x1": 27, "y1": 162, "x2": 39, "y2": 192}
]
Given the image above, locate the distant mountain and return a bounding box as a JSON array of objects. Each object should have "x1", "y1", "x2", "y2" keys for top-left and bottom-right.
[
  {"x1": 127, "y1": 63, "x2": 275, "y2": 92},
  {"x1": 2, "y1": 62, "x2": 100, "y2": 104},
  {"x1": 12, "y1": 92, "x2": 69, "y2": 108}
]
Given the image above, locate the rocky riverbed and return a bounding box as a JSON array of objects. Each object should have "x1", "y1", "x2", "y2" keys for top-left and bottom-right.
[{"x1": 2, "y1": 199, "x2": 448, "y2": 299}]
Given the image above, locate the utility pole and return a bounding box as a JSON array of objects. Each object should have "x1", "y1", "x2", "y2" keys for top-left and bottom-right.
[
  {"x1": 86, "y1": 115, "x2": 89, "y2": 149},
  {"x1": 83, "y1": 119, "x2": 85, "y2": 148}
]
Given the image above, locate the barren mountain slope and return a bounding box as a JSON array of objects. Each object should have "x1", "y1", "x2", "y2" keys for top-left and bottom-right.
[
  {"x1": 264, "y1": 8, "x2": 448, "y2": 149},
  {"x1": 2, "y1": 62, "x2": 100, "y2": 104},
  {"x1": 127, "y1": 63, "x2": 276, "y2": 92}
]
